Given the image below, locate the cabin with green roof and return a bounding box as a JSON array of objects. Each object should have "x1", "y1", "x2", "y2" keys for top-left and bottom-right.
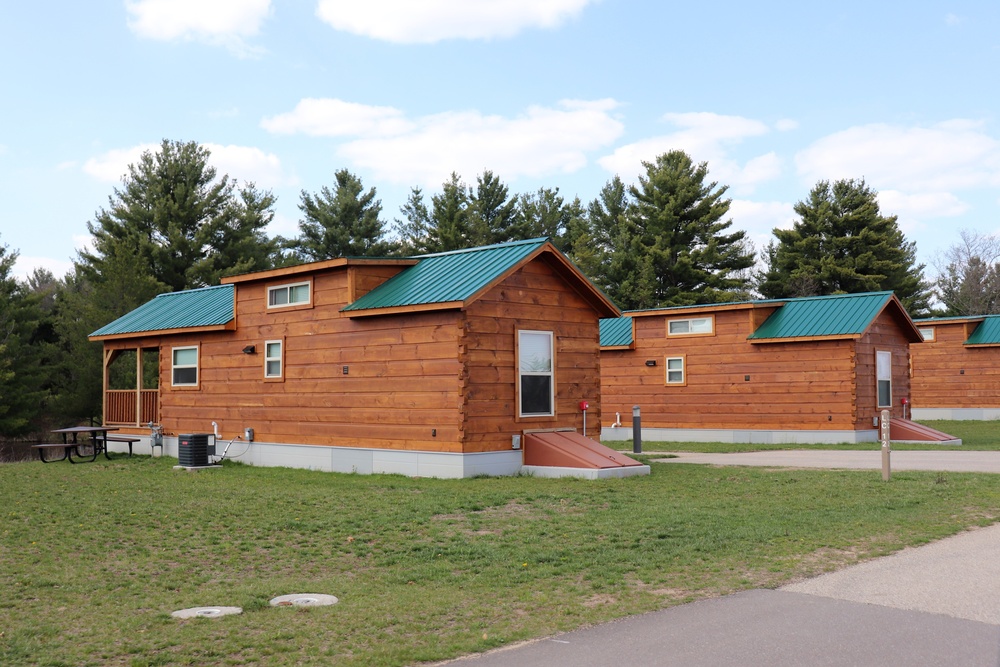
[
  {"x1": 909, "y1": 315, "x2": 1000, "y2": 420},
  {"x1": 599, "y1": 292, "x2": 923, "y2": 444},
  {"x1": 90, "y1": 238, "x2": 636, "y2": 477}
]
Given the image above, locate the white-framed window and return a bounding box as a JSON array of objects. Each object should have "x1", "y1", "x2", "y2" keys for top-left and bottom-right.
[
  {"x1": 267, "y1": 281, "x2": 310, "y2": 309},
  {"x1": 264, "y1": 340, "x2": 283, "y2": 379},
  {"x1": 518, "y1": 330, "x2": 554, "y2": 417},
  {"x1": 876, "y1": 350, "x2": 892, "y2": 408},
  {"x1": 667, "y1": 316, "x2": 714, "y2": 336},
  {"x1": 172, "y1": 346, "x2": 198, "y2": 387},
  {"x1": 665, "y1": 356, "x2": 686, "y2": 385},
  {"x1": 918, "y1": 327, "x2": 935, "y2": 342}
]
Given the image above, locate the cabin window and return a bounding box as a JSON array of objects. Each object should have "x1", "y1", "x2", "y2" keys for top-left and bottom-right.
[
  {"x1": 172, "y1": 346, "x2": 198, "y2": 387},
  {"x1": 668, "y1": 316, "x2": 713, "y2": 336},
  {"x1": 665, "y1": 356, "x2": 686, "y2": 385},
  {"x1": 518, "y1": 330, "x2": 554, "y2": 417},
  {"x1": 267, "y1": 281, "x2": 310, "y2": 309},
  {"x1": 876, "y1": 350, "x2": 892, "y2": 408},
  {"x1": 264, "y1": 340, "x2": 283, "y2": 379},
  {"x1": 918, "y1": 327, "x2": 935, "y2": 341}
]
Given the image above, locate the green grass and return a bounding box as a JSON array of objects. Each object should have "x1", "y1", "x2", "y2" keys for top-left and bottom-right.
[
  {"x1": 3, "y1": 456, "x2": 1000, "y2": 665},
  {"x1": 620, "y1": 419, "x2": 1000, "y2": 453}
]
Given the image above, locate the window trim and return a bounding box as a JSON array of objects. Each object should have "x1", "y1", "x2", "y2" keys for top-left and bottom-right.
[
  {"x1": 876, "y1": 350, "x2": 892, "y2": 408},
  {"x1": 517, "y1": 329, "x2": 555, "y2": 418},
  {"x1": 171, "y1": 345, "x2": 199, "y2": 388},
  {"x1": 266, "y1": 279, "x2": 312, "y2": 311},
  {"x1": 664, "y1": 355, "x2": 686, "y2": 386},
  {"x1": 918, "y1": 327, "x2": 935, "y2": 342},
  {"x1": 264, "y1": 339, "x2": 284, "y2": 381},
  {"x1": 667, "y1": 315, "x2": 714, "y2": 337}
]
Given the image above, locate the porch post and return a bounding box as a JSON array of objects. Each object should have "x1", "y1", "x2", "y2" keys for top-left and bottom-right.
[{"x1": 135, "y1": 346, "x2": 143, "y2": 427}]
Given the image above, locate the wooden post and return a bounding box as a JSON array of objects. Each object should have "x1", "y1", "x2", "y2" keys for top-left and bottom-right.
[
  {"x1": 135, "y1": 346, "x2": 143, "y2": 427},
  {"x1": 880, "y1": 409, "x2": 891, "y2": 481}
]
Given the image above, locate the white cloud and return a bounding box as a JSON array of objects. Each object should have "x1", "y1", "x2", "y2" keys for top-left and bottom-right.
[
  {"x1": 125, "y1": 0, "x2": 271, "y2": 56},
  {"x1": 877, "y1": 190, "x2": 969, "y2": 219},
  {"x1": 83, "y1": 142, "x2": 293, "y2": 189},
  {"x1": 729, "y1": 199, "x2": 796, "y2": 242},
  {"x1": 775, "y1": 118, "x2": 799, "y2": 132},
  {"x1": 795, "y1": 120, "x2": 1000, "y2": 192},
  {"x1": 598, "y1": 112, "x2": 783, "y2": 194},
  {"x1": 945, "y1": 13, "x2": 964, "y2": 26},
  {"x1": 314, "y1": 0, "x2": 595, "y2": 43},
  {"x1": 13, "y1": 255, "x2": 74, "y2": 281},
  {"x1": 263, "y1": 98, "x2": 623, "y2": 186},
  {"x1": 83, "y1": 143, "x2": 159, "y2": 182},
  {"x1": 261, "y1": 98, "x2": 414, "y2": 137}
]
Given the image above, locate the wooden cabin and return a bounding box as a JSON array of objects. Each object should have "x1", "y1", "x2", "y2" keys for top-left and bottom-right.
[
  {"x1": 909, "y1": 315, "x2": 1000, "y2": 420},
  {"x1": 89, "y1": 238, "x2": 630, "y2": 478},
  {"x1": 600, "y1": 292, "x2": 923, "y2": 444}
]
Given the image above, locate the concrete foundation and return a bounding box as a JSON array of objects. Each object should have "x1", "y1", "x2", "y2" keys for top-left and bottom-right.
[
  {"x1": 601, "y1": 426, "x2": 879, "y2": 446},
  {"x1": 910, "y1": 408, "x2": 1000, "y2": 421}
]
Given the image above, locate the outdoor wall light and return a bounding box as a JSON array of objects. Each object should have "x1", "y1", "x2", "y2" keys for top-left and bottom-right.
[
  {"x1": 645, "y1": 360, "x2": 657, "y2": 367},
  {"x1": 242, "y1": 345, "x2": 256, "y2": 355}
]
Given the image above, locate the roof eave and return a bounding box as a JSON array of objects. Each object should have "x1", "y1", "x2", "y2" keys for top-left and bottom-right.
[{"x1": 89, "y1": 321, "x2": 235, "y2": 342}]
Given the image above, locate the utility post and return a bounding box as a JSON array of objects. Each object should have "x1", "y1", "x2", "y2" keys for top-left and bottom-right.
[
  {"x1": 632, "y1": 405, "x2": 642, "y2": 454},
  {"x1": 880, "y1": 409, "x2": 891, "y2": 481}
]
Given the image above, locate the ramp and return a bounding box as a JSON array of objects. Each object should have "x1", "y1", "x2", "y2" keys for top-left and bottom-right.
[
  {"x1": 890, "y1": 418, "x2": 962, "y2": 445},
  {"x1": 522, "y1": 431, "x2": 650, "y2": 479}
]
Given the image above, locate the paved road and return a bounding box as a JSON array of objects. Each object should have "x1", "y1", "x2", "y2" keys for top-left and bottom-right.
[
  {"x1": 436, "y1": 451, "x2": 1000, "y2": 666},
  {"x1": 654, "y1": 449, "x2": 1000, "y2": 473}
]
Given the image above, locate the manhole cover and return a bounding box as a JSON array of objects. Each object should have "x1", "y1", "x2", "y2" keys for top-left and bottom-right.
[
  {"x1": 269, "y1": 593, "x2": 339, "y2": 607},
  {"x1": 171, "y1": 606, "x2": 242, "y2": 619}
]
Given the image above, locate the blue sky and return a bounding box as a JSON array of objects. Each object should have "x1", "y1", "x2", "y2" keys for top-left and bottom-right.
[{"x1": 2, "y1": 0, "x2": 999, "y2": 282}]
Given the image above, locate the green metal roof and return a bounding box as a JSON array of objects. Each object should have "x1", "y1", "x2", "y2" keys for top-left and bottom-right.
[
  {"x1": 748, "y1": 291, "x2": 894, "y2": 340},
  {"x1": 342, "y1": 238, "x2": 549, "y2": 312},
  {"x1": 90, "y1": 285, "x2": 234, "y2": 337},
  {"x1": 965, "y1": 315, "x2": 1000, "y2": 345},
  {"x1": 600, "y1": 317, "x2": 634, "y2": 347}
]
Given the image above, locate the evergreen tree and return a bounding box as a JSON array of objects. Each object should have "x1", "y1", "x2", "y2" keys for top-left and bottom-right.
[
  {"x1": 933, "y1": 230, "x2": 1000, "y2": 315},
  {"x1": 395, "y1": 187, "x2": 434, "y2": 255},
  {"x1": 516, "y1": 187, "x2": 580, "y2": 248},
  {"x1": 569, "y1": 176, "x2": 628, "y2": 291},
  {"x1": 468, "y1": 171, "x2": 518, "y2": 246},
  {"x1": 427, "y1": 173, "x2": 473, "y2": 253},
  {"x1": 758, "y1": 178, "x2": 931, "y2": 314},
  {"x1": 293, "y1": 169, "x2": 397, "y2": 260},
  {"x1": 79, "y1": 139, "x2": 280, "y2": 294},
  {"x1": 607, "y1": 150, "x2": 754, "y2": 309},
  {"x1": 0, "y1": 242, "x2": 48, "y2": 436}
]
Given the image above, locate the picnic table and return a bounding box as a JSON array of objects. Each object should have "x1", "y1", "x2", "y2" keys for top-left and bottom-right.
[{"x1": 33, "y1": 426, "x2": 120, "y2": 463}]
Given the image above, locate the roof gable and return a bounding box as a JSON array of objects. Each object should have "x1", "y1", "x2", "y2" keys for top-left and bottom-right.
[
  {"x1": 749, "y1": 291, "x2": 919, "y2": 342},
  {"x1": 89, "y1": 285, "x2": 234, "y2": 340},
  {"x1": 600, "y1": 317, "x2": 634, "y2": 348},
  {"x1": 342, "y1": 238, "x2": 618, "y2": 317},
  {"x1": 965, "y1": 315, "x2": 1000, "y2": 346}
]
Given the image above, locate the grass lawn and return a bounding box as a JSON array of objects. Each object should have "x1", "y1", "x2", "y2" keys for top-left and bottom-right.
[
  {"x1": 619, "y1": 419, "x2": 1000, "y2": 453},
  {"x1": 3, "y1": 456, "x2": 1000, "y2": 666}
]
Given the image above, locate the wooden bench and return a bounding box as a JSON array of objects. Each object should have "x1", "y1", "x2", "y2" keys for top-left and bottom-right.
[
  {"x1": 31, "y1": 443, "x2": 96, "y2": 464},
  {"x1": 106, "y1": 435, "x2": 141, "y2": 457}
]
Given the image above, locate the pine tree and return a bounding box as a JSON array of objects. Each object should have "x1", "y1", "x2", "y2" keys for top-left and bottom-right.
[
  {"x1": 758, "y1": 178, "x2": 931, "y2": 314},
  {"x1": 293, "y1": 169, "x2": 397, "y2": 260},
  {"x1": 468, "y1": 171, "x2": 518, "y2": 246}
]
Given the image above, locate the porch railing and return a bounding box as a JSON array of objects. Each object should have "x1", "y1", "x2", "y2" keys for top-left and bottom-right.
[{"x1": 105, "y1": 389, "x2": 159, "y2": 426}]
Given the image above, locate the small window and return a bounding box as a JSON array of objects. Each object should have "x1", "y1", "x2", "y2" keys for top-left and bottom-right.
[
  {"x1": 668, "y1": 316, "x2": 713, "y2": 336},
  {"x1": 876, "y1": 350, "x2": 892, "y2": 408},
  {"x1": 172, "y1": 346, "x2": 198, "y2": 387},
  {"x1": 518, "y1": 330, "x2": 554, "y2": 417},
  {"x1": 267, "y1": 281, "x2": 310, "y2": 309},
  {"x1": 918, "y1": 327, "x2": 935, "y2": 341},
  {"x1": 665, "y1": 356, "x2": 685, "y2": 385},
  {"x1": 264, "y1": 340, "x2": 283, "y2": 379}
]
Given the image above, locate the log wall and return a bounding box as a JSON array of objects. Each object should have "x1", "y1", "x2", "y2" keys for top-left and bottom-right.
[{"x1": 910, "y1": 321, "x2": 1000, "y2": 408}]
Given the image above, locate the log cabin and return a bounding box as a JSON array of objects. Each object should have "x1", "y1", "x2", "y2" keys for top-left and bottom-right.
[
  {"x1": 600, "y1": 291, "x2": 925, "y2": 444},
  {"x1": 89, "y1": 238, "x2": 647, "y2": 478},
  {"x1": 909, "y1": 315, "x2": 1000, "y2": 420}
]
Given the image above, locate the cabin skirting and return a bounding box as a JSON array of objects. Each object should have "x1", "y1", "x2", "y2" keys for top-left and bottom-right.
[
  {"x1": 910, "y1": 408, "x2": 1000, "y2": 421},
  {"x1": 601, "y1": 426, "x2": 879, "y2": 445},
  {"x1": 107, "y1": 436, "x2": 524, "y2": 478}
]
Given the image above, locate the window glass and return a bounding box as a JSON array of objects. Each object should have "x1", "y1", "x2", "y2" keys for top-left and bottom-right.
[
  {"x1": 519, "y1": 331, "x2": 553, "y2": 416},
  {"x1": 666, "y1": 357, "x2": 685, "y2": 384},
  {"x1": 919, "y1": 327, "x2": 935, "y2": 341},
  {"x1": 268, "y1": 282, "x2": 310, "y2": 308},
  {"x1": 877, "y1": 351, "x2": 892, "y2": 407},
  {"x1": 172, "y1": 346, "x2": 198, "y2": 386},
  {"x1": 668, "y1": 317, "x2": 712, "y2": 335},
  {"x1": 265, "y1": 340, "x2": 282, "y2": 378}
]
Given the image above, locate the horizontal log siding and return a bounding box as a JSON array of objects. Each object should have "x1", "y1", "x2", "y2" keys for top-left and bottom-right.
[
  {"x1": 461, "y1": 261, "x2": 603, "y2": 452},
  {"x1": 853, "y1": 314, "x2": 911, "y2": 426},
  {"x1": 601, "y1": 309, "x2": 861, "y2": 431},
  {"x1": 910, "y1": 321, "x2": 1000, "y2": 408},
  {"x1": 157, "y1": 270, "x2": 465, "y2": 452}
]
